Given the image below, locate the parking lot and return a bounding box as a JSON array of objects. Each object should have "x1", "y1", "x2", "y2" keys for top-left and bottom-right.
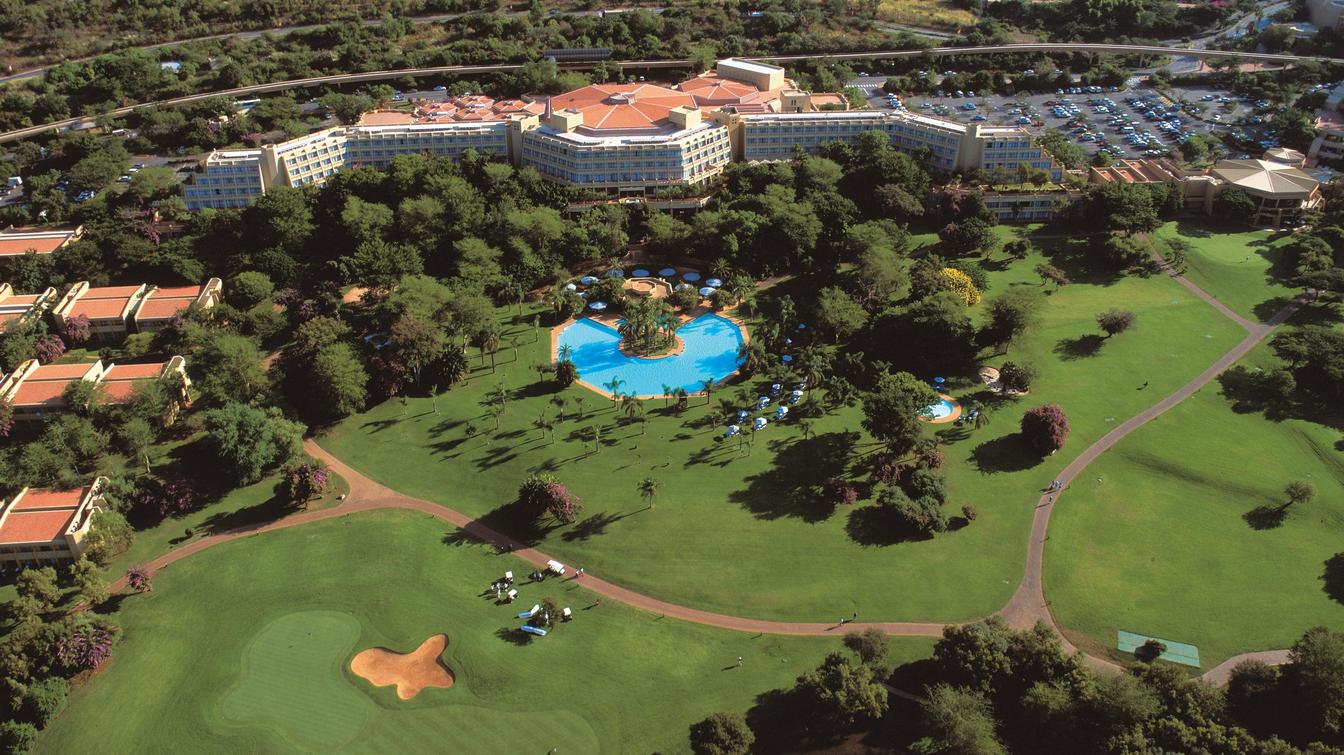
[{"x1": 851, "y1": 74, "x2": 1296, "y2": 163}]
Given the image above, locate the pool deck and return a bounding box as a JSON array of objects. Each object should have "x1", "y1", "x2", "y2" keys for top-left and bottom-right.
[
  {"x1": 550, "y1": 305, "x2": 751, "y2": 401},
  {"x1": 921, "y1": 393, "x2": 963, "y2": 425}
]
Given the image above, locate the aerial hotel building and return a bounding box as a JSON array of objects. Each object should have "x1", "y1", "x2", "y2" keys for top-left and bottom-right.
[{"x1": 183, "y1": 59, "x2": 1061, "y2": 210}]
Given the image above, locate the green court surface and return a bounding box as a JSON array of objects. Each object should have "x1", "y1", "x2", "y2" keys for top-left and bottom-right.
[
  {"x1": 37, "y1": 511, "x2": 931, "y2": 754},
  {"x1": 1117, "y1": 630, "x2": 1200, "y2": 667}
]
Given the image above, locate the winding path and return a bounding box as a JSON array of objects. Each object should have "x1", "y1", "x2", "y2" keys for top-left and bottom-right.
[{"x1": 108, "y1": 263, "x2": 1307, "y2": 683}]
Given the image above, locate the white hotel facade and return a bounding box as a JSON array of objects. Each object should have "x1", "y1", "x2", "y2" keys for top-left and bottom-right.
[{"x1": 183, "y1": 59, "x2": 1061, "y2": 211}]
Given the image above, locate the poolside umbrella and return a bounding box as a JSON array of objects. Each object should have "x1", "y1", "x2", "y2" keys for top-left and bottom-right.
[
  {"x1": 784, "y1": 338, "x2": 792, "y2": 346},
  {"x1": 770, "y1": 383, "x2": 782, "y2": 394},
  {"x1": 565, "y1": 283, "x2": 578, "y2": 291},
  {"x1": 705, "y1": 278, "x2": 723, "y2": 287},
  {"x1": 580, "y1": 275, "x2": 598, "y2": 285},
  {"x1": 589, "y1": 301, "x2": 608, "y2": 311},
  {"x1": 753, "y1": 417, "x2": 768, "y2": 430},
  {"x1": 775, "y1": 406, "x2": 788, "y2": 419},
  {"x1": 726, "y1": 425, "x2": 740, "y2": 435},
  {"x1": 757, "y1": 396, "x2": 770, "y2": 404},
  {"x1": 633, "y1": 268, "x2": 650, "y2": 277},
  {"x1": 796, "y1": 323, "x2": 806, "y2": 331},
  {"x1": 682, "y1": 272, "x2": 701, "y2": 283},
  {"x1": 659, "y1": 267, "x2": 677, "y2": 277},
  {"x1": 781, "y1": 354, "x2": 793, "y2": 364},
  {"x1": 698, "y1": 287, "x2": 715, "y2": 297},
  {"x1": 934, "y1": 377, "x2": 945, "y2": 388},
  {"x1": 604, "y1": 269, "x2": 625, "y2": 278},
  {"x1": 737, "y1": 409, "x2": 749, "y2": 419}
]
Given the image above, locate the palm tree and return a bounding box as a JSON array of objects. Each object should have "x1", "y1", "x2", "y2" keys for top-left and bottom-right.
[
  {"x1": 737, "y1": 341, "x2": 771, "y2": 377},
  {"x1": 604, "y1": 377, "x2": 626, "y2": 409},
  {"x1": 637, "y1": 477, "x2": 662, "y2": 509},
  {"x1": 798, "y1": 419, "x2": 815, "y2": 441},
  {"x1": 533, "y1": 412, "x2": 549, "y2": 440},
  {"x1": 589, "y1": 424, "x2": 602, "y2": 453},
  {"x1": 483, "y1": 331, "x2": 500, "y2": 372},
  {"x1": 661, "y1": 384, "x2": 673, "y2": 408},
  {"x1": 710, "y1": 258, "x2": 733, "y2": 281},
  {"x1": 702, "y1": 378, "x2": 715, "y2": 405},
  {"x1": 490, "y1": 403, "x2": 505, "y2": 430},
  {"x1": 968, "y1": 400, "x2": 989, "y2": 430},
  {"x1": 558, "y1": 344, "x2": 573, "y2": 362},
  {"x1": 552, "y1": 396, "x2": 567, "y2": 421},
  {"x1": 486, "y1": 384, "x2": 509, "y2": 411},
  {"x1": 622, "y1": 395, "x2": 646, "y2": 432},
  {"x1": 706, "y1": 408, "x2": 724, "y2": 433},
  {"x1": 574, "y1": 395, "x2": 586, "y2": 420}
]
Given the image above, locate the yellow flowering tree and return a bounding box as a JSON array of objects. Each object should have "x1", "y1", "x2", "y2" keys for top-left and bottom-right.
[{"x1": 940, "y1": 267, "x2": 982, "y2": 306}]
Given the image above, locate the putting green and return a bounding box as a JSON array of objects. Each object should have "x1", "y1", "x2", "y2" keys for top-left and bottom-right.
[{"x1": 217, "y1": 611, "x2": 376, "y2": 749}]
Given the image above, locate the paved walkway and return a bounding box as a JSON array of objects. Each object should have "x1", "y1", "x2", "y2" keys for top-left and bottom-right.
[{"x1": 105, "y1": 265, "x2": 1308, "y2": 684}]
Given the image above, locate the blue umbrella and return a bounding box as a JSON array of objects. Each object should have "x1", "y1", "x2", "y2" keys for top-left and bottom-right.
[
  {"x1": 770, "y1": 383, "x2": 782, "y2": 394},
  {"x1": 698, "y1": 286, "x2": 715, "y2": 297},
  {"x1": 589, "y1": 301, "x2": 608, "y2": 311},
  {"x1": 775, "y1": 406, "x2": 789, "y2": 419},
  {"x1": 604, "y1": 269, "x2": 625, "y2": 278},
  {"x1": 659, "y1": 267, "x2": 677, "y2": 277},
  {"x1": 565, "y1": 282, "x2": 578, "y2": 291},
  {"x1": 757, "y1": 396, "x2": 770, "y2": 406},
  {"x1": 781, "y1": 354, "x2": 794, "y2": 364},
  {"x1": 934, "y1": 376, "x2": 945, "y2": 385},
  {"x1": 784, "y1": 338, "x2": 793, "y2": 346},
  {"x1": 580, "y1": 275, "x2": 598, "y2": 285},
  {"x1": 682, "y1": 272, "x2": 701, "y2": 282},
  {"x1": 633, "y1": 268, "x2": 650, "y2": 277},
  {"x1": 753, "y1": 417, "x2": 768, "y2": 430},
  {"x1": 705, "y1": 278, "x2": 723, "y2": 287},
  {"x1": 797, "y1": 323, "x2": 807, "y2": 331},
  {"x1": 737, "y1": 409, "x2": 749, "y2": 419}
]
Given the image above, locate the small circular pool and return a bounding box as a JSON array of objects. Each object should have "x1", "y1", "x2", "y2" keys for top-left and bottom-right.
[
  {"x1": 557, "y1": 314, "x2": 745, "y2": 397},
  {"x1": 919, "y1": 394, "x2": 962, "y2": 423}
]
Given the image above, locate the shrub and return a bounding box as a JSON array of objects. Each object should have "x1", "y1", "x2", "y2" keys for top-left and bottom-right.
[
  {"x1": 1135, "y1": 639, "x2": 1167, "y2": 663},
  {"x1": 278, "y1": 461, "x2": 330, "y2": 506},
  {"x1": 999, "y1": 361, "x2": 1036, "y2": 392},
  {"x1": 904, "y1": 468, "x2": 948, "y2": 503},
  {"x1": 961, "y1": 504, "x2": 978, "y2": 521},
  {"x1": 939, "y1": 267, "x2": 982, "y2": 305},
  {"x1": 57, "y1": 625, "x2": 115, "y2": 671},
  {"x1": 689, "y1": 711, "x2": 755, "y2": 755},
  {"x1": 0, "y1": 721, "x2": 37, "y2": 754},
  {"x1": 1096, "y1": 309, "x2": 1136, "y2": 337},
  {"x1": 879, "y1": 486, "x2": 948, "y2": 536},
  {"x1": 518, "y1": 474, "x2": 583, "y2": 523},
  {"x1": 126, "y1": 565, "x2": 152, "y2": 593},
  {"x1": 825, "y1": 477, "x2": 860, "y2": 506},
  {"x1": 22, "y1": 677, "x2": 68, "y2": 727},
  {"x1": 870, "y1": 453, "x2": 903, "y2": 486},
  {"x1": 82, "y1": 510, "x2": 134, "y2": 566},
  {"x1": 1021, "y1": 405, "x2": 1070, "y2": 454}
]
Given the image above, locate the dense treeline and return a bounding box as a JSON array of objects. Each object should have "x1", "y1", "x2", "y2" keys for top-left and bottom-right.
[
  {"x1": 0, "y1": 2, "x2": 905, "y2": 131},
  {"x1": 691, "y1": 620, "x2": 1344, "y2": 754},
  {"x1": 986, "y1": 0, "x2": 1242, "y2": 43}
]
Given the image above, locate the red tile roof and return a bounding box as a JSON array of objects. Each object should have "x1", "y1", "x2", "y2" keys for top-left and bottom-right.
[
  {"x1": 547, "y1": 83, "x2": 699, "y2": 132},
  {"x1": 12, "y1": 487, "x2": 87, "y2": 511},
  {"x1": 28, "y1": 363, "x2": 95, "y2": 380},
  {"x1": 69, "y1": 298, "x2": 131, "y2": 320},
  {"x1": 10, "y1": 380, "x2": 69, "y2": 408},
  {"x1": 0, "y1": 510, "x2": 77, "y2": 544},
  {"x1": 104, "y1": 363, "x2": 163, "y2": 380}
]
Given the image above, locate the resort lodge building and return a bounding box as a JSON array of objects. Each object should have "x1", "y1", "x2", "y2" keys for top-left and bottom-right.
[
  {"x1": 0, "y1": 478, "x2": 108, "y2": 565},
  {"x1": 183, "y1": 59, "x2": 1062, "y2": 210},
  {"x1": 50, "y1": 279, "x2": 223, "y2": 342},
  {"x1": 0, "y1": 357, "x2": 191, "y2": 424}
]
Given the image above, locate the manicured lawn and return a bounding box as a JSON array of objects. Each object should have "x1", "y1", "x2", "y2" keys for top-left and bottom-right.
[
  {"x1": 1152, "y1": 220, "x2": 1298, "y2": 322},
  {"x1": 37, "y1": 511, "x2": 933, "y2": 753},
  {"x1": 320, "y1": 234, "x2": 1246, "y2": 624},
  {"x1": 1044, "y1": 343, "x2": 1344, "y2": 668}
]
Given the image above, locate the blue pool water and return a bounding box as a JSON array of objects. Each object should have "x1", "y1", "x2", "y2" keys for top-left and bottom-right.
[
  {"x1": 557, "y1": 314, "x2": 745, "y2": 396},
  {"x1": 921, "y1": 399, "x2": 956, "y2": 420}
]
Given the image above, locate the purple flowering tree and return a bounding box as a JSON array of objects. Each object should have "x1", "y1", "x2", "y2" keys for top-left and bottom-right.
[
  {"x1": 518, "y1": 475, "x2": 583, "y2": 524},
  {"x1": 1021, "y1": 404, "x2": 1070, "y2": 455},
  {"x1": 58, "y1": 626, "x2": 114, "y2": 671},
  {"x1": 33, "y1": 334, "x2": 66, "y2": 364},
  {"x1": 126, "y1": 565, "x2": 153, "y2": 593},
  {"x1": 280, "y1": 462, "x2": 330, "y2": 507},
  {"x1": 141, "y1": 477, "x2": 199, "y2": 520},
  {"x1": 825, "y1": 477, "x2": 859, "y2": 506},
  {"x1": 63, "y1": 314, "x2": 92, "y2": 345}
]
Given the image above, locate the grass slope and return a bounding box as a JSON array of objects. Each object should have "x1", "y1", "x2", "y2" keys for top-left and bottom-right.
[
  {"x1": 321, "y1": 235, "x2": 1246, "y2": 623},
  {"x1": 1153, "y1": 220, "x2": 1297, "y2": 322},
  {"x1": 36, "y1": 511, "x2": 932, "y2": 754},
  {"x1": 1045, "y1": 343, "x2": 1344, "y2": 668}
]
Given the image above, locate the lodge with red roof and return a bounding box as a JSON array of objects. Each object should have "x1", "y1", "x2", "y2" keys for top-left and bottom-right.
[
  {"x1": 0, "y1": 283, "x2": 57, "y2": 332},
  {"x1": 50, "y1": 278, "x2": 222, "y2": 342},
  {"x1": 0, "y1": 356, "x2": 191, "y2": 423},
  {"x1": 0, "y1": 477, "x2": 108, "y2": 565},
  {"x1": 0, "y1": 225, "x2": 83, "y2": 257}
]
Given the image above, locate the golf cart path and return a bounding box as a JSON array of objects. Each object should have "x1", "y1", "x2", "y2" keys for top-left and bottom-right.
[{"x1": 108, "y1": 287, "x2": 1307, "y2": 685}]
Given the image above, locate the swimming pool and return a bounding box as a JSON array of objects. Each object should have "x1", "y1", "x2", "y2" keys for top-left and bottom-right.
[
  {"x1": 557, "y1": 314, "x2": 745, "y2": 396},
  {"x1": 922, "y1": 399, "x2": 956, "y2": 420}
]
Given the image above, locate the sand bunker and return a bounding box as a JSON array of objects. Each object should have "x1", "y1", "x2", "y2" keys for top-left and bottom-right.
[{"x1": 349, "y1": 634, "x2": 454, "y2": 700}]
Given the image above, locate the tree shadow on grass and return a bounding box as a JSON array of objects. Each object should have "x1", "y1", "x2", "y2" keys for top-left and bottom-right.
[
  {"x1": 1243, "y1": 505, "x2": 1287, "y2": 530},
  {"x1": 442, "y1": 499, "x2": 557, "y2": 548},
  {"x1": 1323, "y1": 554, "x2": 1344, "y2": 605},
  {"x1": 746, "y1": 687, "x2": 823, "y2": 753},
  {"x1": 727, "y1": 431, "x2": 858, "y2": 523},
  {"x1": 494, "y1": 626, "x2": 534, "y2": 646},
  {"x1": 197, "y1": 493, "x2": 297, "y2": 536},
  {"x1": 846, "y1": 504, "x2": 931, "y2": 546},
  {"x1": 1053, "y1": 334, "x2": 1105, "y2": 361},
  {"x1": 1253, "y1": 296, "x2": 1297, "y2": 323},
  {"x1": 561, "y1": 510, "x2": 636, "y2": 542},
  {"x1": 969, "y1": 434, "x2": 1042, "y2": 474}
]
